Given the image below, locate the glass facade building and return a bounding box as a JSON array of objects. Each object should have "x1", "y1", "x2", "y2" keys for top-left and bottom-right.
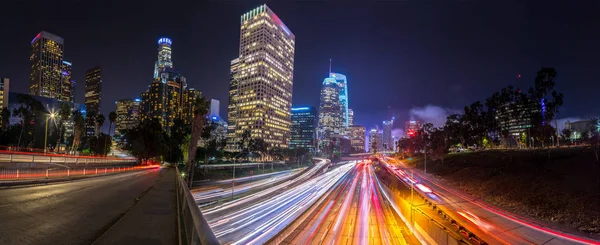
[
  {"x1": 29, "y1": 31, "x2": 64, "y2": 99},
  {"x1": 317, "y1": 77, "x2": 343, "y2": 151},
  {"x1": 60, "y1": 61, "x2": 75, "y2": 102},
  {"x1": 329, "y1": 73, "x2": 349, "y2": 128},
  {"x1": 85, "y1": 66, "x2": 102, "y2": 135},
  {"x1": 227, "y1": 4, "x2": 296, "y2": 149},
  {"x1": 348, "y1": 125, "x2": 366, "y2": 153},
  {"x1": 290, "y1": 106, "x2": 316, "y2": 152},
  {"x1": 154, "y1": 38, "x2": 173, "y2": 79},
  {"x1": 383, "y1": 118, "x2": 394, "y2": 150}
]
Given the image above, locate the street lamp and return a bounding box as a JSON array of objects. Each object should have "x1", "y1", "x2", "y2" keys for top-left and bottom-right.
[{"x1": 44, "y1": 113, "x2": 56, "y2": 154}]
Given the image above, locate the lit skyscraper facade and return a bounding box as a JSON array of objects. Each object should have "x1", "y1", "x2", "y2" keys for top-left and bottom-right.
[
  {"x1": 290, "y1": 106, "x2": 317, "y2": 152},
  {"x1": 317, "y1": 77, "x2": 343, "y2": 150},
  {"x1": 114, "y1": 98, "x2": 141, "y2": 138},
  {"x1": 383, "y1": 118, "x2": 394, "y2": 150},
  {"x1": 369, "y1": 128, "x2": 382, "y2": 153},
  {"x1": 61, "y1": 61, "x2": 75, "y2": 102},
  {"x1": 405, "y1": 120, "x2": 422, "y2": 137},
  {"x1": 226, "y1": 58, "x2": 240, "y2": 149},
  {"x1": 154, "y1": 38, "x2": 173, "y2": 79},
  {"x1": 0, "y1": 78, "x2": 9, "y2": 110},
  {"x1": 227, "y1": 4, "x2": 295, "y2": 149},
  {"x1": 85, "y1": 66, "x2": 102, "y2": 135},
  {"x1": 330, "y1": 73, "x2": 349, "y2": 128},
  {"x1": 348, "y1": 108, "x2": 354, "y2": 126},
  {"x1": 348, "y1": 125, "x2": 366, "y2": 153},
  {"x1": 29, "y1": 31, "x2": 64, "y2": 99}
]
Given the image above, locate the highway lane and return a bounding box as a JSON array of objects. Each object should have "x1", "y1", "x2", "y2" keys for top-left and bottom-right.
[
  {"x1": 0, "y1": 168, "x2": 163, "y2": 245},
  {"x1": 282, "y1": 162, "x2": 413, "y2": 245},
  {"x1": 191, "y1": 168, "x2": 306, "y2": 203},
  {"x1": 206, "y1": 161, "x2": 354, "y2": 245},
  {"x1": 382, "y1": 157, "x2": 600, "y2": 245}
]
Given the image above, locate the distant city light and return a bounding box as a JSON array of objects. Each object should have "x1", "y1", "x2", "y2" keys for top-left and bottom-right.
[
  {"x1": 211, "y1": 116, "x2": 218, "y2": 121},
  {"x1": 62, "y1": 61, "x2": 72, "y2": 66},
  {"x1": 134, "y1": 98, "x2": 141, "y2": 102}
]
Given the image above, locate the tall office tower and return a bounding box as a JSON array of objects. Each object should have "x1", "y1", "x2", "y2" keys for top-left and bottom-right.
[
  {"x1": 369, "y1": 128, "x2": 381, "y2": 153},
  {"x1": 226, "y1": 58, "x2": 240, "y2": 150},
  {"x1": 154, "y1": 38, "x2": 173, "y2": 79},
  {"x1": 348, "y1": 125, "x2": 366, "y2": 153},
  {"x1": 329, "y1": 73, "x2": 349, "y2": 128},
  {"x1": 161, "y1": 69, "x2": 186, "y2": 129},
  {"x1": 228, "y1": 4, "x2": 295, "y2": 149},
  {"x1": 290, "y1": 106, "x2": 317, "y2": 152},
  {"x1": 182, "y1": 88, "x2": 201, "y2": 124},
  {"x1": 405, "y1": 120, "x2": 422, "y2": 137},
  {"x1": 61, "y1": 61, "x2": 75, "y2": 102},
  {"x1": 210, "y1": 99, "x2": 220, "y2": 118},
  {"x1": 114, "y1": 98, "x2": 141, "y2": 138},
  {"x1": 382, "y1": 118, "x2": 394, "y2": 150},
  {"x1": 0, "y1": 77, "x2": 9, "y2": 130},
  {"x1": 317, "y1": 77, "x2": 342, "y2": 151},
  {"x1": 85, "y1": 66, "x2": 102, "y2": 135},
  {"x1": 348, "y1": 108, "x2": 354, "y2": 126},
  {"x1": 29, "y1": 31, "x2": 64, "y2": 99}
]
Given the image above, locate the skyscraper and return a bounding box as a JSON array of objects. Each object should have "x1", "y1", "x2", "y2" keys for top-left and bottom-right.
[
  {"x1": 383, "y1": 118, "x2": 394, "y2": 150},
  {"x1": 210, "y1": 99, "x2": 220, "y2": 118},
  {"x1": 154, "y1": 38, "x2": 173, "y2": 79},
  {"x1": 61, "y1": 61, "x2": 75, "y2": 102},
  {"x1": 226, "y1": 58, "x2": 240, "y2": 150},
  {"x1": 114, "y1": 98, "x2": 141, "y2": 138},
  {"x1": 228, "y1": 4, "x2": 295, "y2": 148},
  {"x1": 330, "y1": 73, "x2": 349, "y2": 128},
  {"x1": 317, "y1": 77, "x2": 342, "y2": 150},
  {"x1": 85, "y1": 66, "x2": 102, "y2": 135},
  {"x1": 369, "y1": 128, "x2": 382, "y2": 153},
  {"x1": 348, "y1": 108, "x2": 354, "y2": 126},
  {"x1": 0, "y1": 78, "x2": 9, "y2": 110},
  {"x1": 29, "y1": 31, "x2": 64, "y2": 99},
  {"x1": 290, "y1": 106, "x2": 317, "y2": 152},
  {"x1": 405, "y1": 120, "x2": 422, "y2": 137},
  {"x1": 348, "y1": 125, "x2": 366, "y2": 153}
]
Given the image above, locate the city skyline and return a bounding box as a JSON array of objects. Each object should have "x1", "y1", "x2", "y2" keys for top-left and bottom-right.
[{"x1": 1, "y1": 1, "x2": 600, "y2": 134}]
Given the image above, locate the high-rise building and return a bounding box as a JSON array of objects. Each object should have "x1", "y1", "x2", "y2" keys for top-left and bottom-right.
[
  {"x1": 154, "y1": 38, "x2": 173, "y2": 79},
  {"x1": 0, "y1": 77, "x2": 9, "y2": 129},
  {"x1": 85, "y1": 66, "x2": 102, "y2": 135},
  {"x1": 29, "y1": 31, "x2": 64, "y2": 99},
  {"x1": 182, "y1": 88, "x2": 201, "y2": 124},
  {"x1": 60, "y1": 61, "x2": 75, "y2": 102},
  {"x1": 226, "y1": 58, "x2": 240, "y2": 150},
  {"x1": 0, "y1": 78, "x2": 9, "y2": 109},
  {"x1": 405, "y1": 120, "x2": 422, "y2": 137},
  {"x1": 348, "y1": 125, "x2": 366, "y2": 153},
  {"x1": 210, "y1": 99, "x2": 220, "y2": 118},
  {"x1": 369, "y1": 128, "x2": 382, "y2": 153},
  {"x1": 290, "y1": 106, "x2": 317, "y2": 152},
  {"x1": 330, "y1": 73, "x2": 349, "y2": 128},
  {"x1": 114, "y1": 98, "x2": 141, "y2": 138},
  {"x1": 348, "y1": 108, "x2": 354, "y2": 126},
  {"x1": 227, "y1": 4, "x2": 295, "y2": 149},
  {"x1": 317, "y1": 77, "x2": 343, "y2": 151},
  {"x1": 382, "y1": 118, "x2": 394, "y2": 150}
]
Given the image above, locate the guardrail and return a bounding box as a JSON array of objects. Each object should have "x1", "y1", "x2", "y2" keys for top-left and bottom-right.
[
  {"x1": 0, "y1": 165, "x2": 155, "y2": 181},
  {"x1": 175, "y1": 167, "x2": 219, "y2": 245},
  {"x1": 0, "y1": 152, "x2": 136, "y2": 164}
]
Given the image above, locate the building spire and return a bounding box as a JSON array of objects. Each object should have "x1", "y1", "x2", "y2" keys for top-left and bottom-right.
[{"x1": 329, "y1": 58, "x2": 332, "y2": 76}]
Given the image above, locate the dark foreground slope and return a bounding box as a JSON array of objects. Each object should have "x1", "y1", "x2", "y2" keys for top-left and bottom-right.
[{"x1": 408, "y1": 147, "x2": 600, "y2": 236}]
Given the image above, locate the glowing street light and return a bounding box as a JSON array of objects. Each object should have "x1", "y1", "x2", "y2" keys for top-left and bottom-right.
[{"x1": 44, "y1": 113, "x2": 56, "y2": 154}]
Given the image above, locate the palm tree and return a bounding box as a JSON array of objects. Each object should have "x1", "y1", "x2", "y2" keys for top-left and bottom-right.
[
  {"x1": 0, "y1": 107, "x2": 10, "y2": 132},
  {"x1": 95, "y1": 114, "x2": 105, "y2": 136},
  {"x1": 185, "y1": 94, "x2": 210, "y2": 184},
  {"x1": 71, "y1": 110, "x2": 85, "y2": 153},
  {"x1": 56, "y1": 102, "x2": 71, "y2": 151},
  {"x1": 108, "y1": 111, "x2": 117, "y2": 136}
]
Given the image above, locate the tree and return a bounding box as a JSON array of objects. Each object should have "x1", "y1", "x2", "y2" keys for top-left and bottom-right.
[
  {"x1": 95, "y1": 114, "x2": 105, "y2": 136},
  {"x1": 108, "y1": 111, "x2": 117, "y2": 136},
  {"x1": 71, "y1": 110, "x2": 85, "y2": 153},
  {"x1": 237, "y1": 129, "x2": 252, "y2": 160},
  {"x1": 185, "y1": 94, "x2": 210, "y2": 184},
  {"x1": 561, "y1": 128, "x2": 572, "y2": 143},
  {"x1": 588, "y1": 118, "x2": 600, "y2": 188},
  {"x1": 124, "y1": 119, "x2": 165, "y2": 164},
  {"x1": 12, "y1": 94, "x2": 46, "y2": 148},
  {"x1": 249, "y1": 138, "x2": 268, "y2": 161},
  {"x1": 55, "y1": 102, "x2": 71, "y2": 151},
  {"x1": 1, "y1": 107, "x2": 10, "y2": 133}
]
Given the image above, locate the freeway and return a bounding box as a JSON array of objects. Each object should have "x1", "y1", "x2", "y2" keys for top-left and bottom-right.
[
  {"x1": 204, "y1": 160, "x2": 353, "y2": 244},
  {"x1": 381, "y1": 157, "x2": 600, "y2": 245},
  {"x1": 0, "y1": 168, "x2": 163, "y2": 245},
  {"x1": 279, "y1": 161, "x2": 415, "y2": 245},
  {"x1": 191, "y1": 168, "x2": 306, "y2": 203}
]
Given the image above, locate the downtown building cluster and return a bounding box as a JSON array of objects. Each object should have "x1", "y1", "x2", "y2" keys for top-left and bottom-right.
[{"x1": 225, "y1": 5, "x2": 367, "y2": 155}]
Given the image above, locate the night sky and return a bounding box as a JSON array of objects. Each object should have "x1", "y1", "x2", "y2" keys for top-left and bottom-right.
[{"x1": 1, "y1": 0, "x2": 600, "y2": 135}]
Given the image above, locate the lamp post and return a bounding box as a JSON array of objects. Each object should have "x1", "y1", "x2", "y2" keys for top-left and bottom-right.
[
  {"x1": 231, "y1": 151, "x2": 244, "y2": 200},
  {"x1": 44, "y1": 113, "x2": 56, "y2": 154}
]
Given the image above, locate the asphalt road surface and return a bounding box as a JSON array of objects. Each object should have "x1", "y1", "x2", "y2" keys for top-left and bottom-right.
[{"x1": 0, "y1": 168, "x2": 162, "y2": 245}]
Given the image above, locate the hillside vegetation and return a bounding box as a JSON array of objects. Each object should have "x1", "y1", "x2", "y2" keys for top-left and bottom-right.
[{"x1": 407, "y1": 147, "x2": 600, "y2": 236}]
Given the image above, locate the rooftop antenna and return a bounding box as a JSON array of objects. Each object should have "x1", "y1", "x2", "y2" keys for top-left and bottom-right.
[{"x1": 328, "y1": 58, "x2": 332, "y2": 76}]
